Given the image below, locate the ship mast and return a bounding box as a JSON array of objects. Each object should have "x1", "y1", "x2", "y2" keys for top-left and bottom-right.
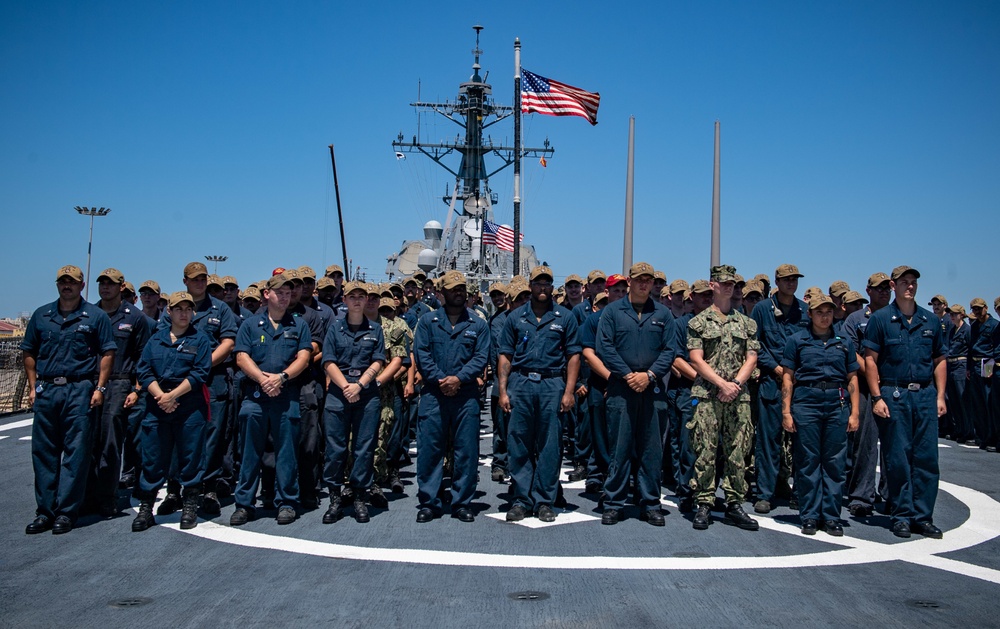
[{"x1": 392, "y1": 25, "x2": 553, "y2": 283}]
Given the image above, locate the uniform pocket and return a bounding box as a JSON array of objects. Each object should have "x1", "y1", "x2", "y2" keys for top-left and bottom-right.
[{"x1": 71, "y1": 330, "x2": 92, "y2": 360}]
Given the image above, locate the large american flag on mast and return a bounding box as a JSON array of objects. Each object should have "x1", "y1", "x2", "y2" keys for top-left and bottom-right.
[
  {"x1": 521, "y1": 69, "x2": 600, "y2": 125},
  {"x1": 482, "y1": 220, "x2": 522, "y2": 252}
]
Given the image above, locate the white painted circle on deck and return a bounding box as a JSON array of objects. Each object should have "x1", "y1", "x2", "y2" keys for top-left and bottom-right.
[{"x1": 148, "y1": 480, "x2": 1000, "y2": 585}]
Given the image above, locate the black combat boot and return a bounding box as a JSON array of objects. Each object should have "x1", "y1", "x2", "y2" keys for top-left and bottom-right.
[
  {"x1": 132, "y1": 501, "x2": 155, "y2": 532},
  {"x1": 369, "y1": 484, "x2": 389, "y2": 508},
  {"x1": 157, "y1": 493, "x2": 182, "y2": 516},
  {"x1": 322, "y1": 496, "x2": 342, "y2": 524},
  {"x1": 354, "y1": 497, "x2": 370, "y2": 523},
  {"x1": 388, "y1": 468, "x2": 404, "y2": 494},
  {"x1": 725, "y1": 503, "x2": 760, "y2": 531},
  {"x1": 692, "y1": 503, "x2": 712, "y2": 530},
  {"x1": 180, "y1": 495, "x2": 200, "y2": 530}
]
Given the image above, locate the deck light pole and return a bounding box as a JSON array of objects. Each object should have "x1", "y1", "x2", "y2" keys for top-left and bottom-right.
[
  {"x1": 205, "y1": 255, "x2": 228, "y2": 275},
  {"x1": 74, "y1": 206, "x2": 111, "y2": 300}
]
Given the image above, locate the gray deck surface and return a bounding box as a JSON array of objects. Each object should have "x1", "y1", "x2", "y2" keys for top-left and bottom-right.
[{"x1": 1, "y1": 412, "x2": 997, "y2": 628}]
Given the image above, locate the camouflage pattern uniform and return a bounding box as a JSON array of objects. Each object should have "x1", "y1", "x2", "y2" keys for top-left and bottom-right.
[
  {"x1": 687, "y1": 307, "x2": 760, "y2": 505},
  {"x1": 373, "y1": 314, "x2": 411, "y2": 483}
]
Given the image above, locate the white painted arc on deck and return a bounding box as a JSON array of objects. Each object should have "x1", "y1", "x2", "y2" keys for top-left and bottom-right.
[
  {"x1": 156, "y1": 480, "x2": 1000, "y2": 584},
  {"x1": 0, "y1": 417, "x2": 34, "y2": 432}
]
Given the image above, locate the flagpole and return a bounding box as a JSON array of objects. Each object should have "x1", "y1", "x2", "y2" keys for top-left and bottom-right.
[{"x1": 512, "y1": 37, "x2": 522, "y2": 279}]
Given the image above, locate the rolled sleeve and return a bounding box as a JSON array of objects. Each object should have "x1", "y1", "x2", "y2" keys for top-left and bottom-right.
[{"x1": 186, "y1": 336, "x2": 212, "y2": 389}]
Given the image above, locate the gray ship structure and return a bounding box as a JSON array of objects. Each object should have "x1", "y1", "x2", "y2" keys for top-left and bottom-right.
[{"x1": 385, "y1": 26, "x2": 553, "y2": 286}]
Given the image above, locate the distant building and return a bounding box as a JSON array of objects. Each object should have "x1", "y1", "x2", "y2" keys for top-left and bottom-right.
[{"x1": 0, "y1": 321, "x2": 22, "y2": 338}]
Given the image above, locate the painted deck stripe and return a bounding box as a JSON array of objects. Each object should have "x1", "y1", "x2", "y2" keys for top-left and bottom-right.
[
  {"x1": 157, "y1": 480, "x2": 1000, "y2": 585},
  {"x1": 0, "y1": 418, "x2": 33, "y2": 432}
]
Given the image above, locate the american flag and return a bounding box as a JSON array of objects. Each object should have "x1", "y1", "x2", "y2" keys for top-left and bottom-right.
[
  {"x1": 482, "y1": 220, "x2": 522, "y2": 252},
  {"x1": 521, "y1": 69, "x2": 600, "y2": 125}
]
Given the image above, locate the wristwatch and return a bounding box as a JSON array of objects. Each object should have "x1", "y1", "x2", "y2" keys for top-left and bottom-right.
[
  {"x1": 279, "y1": 372, "x2": 289, "y2": 384},
  {"x1": 732, "y1": 378, "x2": 742, "y2": 387},
  {"x1": 872, "y1": 395, "x2": 883, "y2": 403},
  {"x1": 646, "y1": 370, "x2": 656, "y2": 382},
  {"x1": 95, "y1": 385, "x2": 107, "y2": 394}
]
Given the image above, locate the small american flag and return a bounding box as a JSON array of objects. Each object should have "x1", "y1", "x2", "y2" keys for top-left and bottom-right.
[
  {"x1": 521, "y1": 69, "x2": 600, "y2": 125},
  {"x1": 482, "y1": 220, "x2": 522, "y2": 252}
]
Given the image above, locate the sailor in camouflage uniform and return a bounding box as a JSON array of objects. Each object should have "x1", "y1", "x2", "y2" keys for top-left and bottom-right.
[
  {"x1": 373, "y1": 296, "x2": 411, "y2": 497},
  {"x1": 686, "y1": 265, "x2": 760, "y2": 531}
]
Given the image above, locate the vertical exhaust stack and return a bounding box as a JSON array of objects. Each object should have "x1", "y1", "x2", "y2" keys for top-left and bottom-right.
[
  {"x1": 622, "y1": 116, "x2": 635, "y2": 274},
  {"x1": 710, "y1": 121, "x2": 721, "y2": 268}
]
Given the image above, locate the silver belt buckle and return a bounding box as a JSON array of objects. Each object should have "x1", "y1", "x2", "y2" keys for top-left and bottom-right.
[
  {"x1": 527, "y1": 372, "x2": 542, "y2": 382},
  {"x1": 53, "y1": 377, "x2": 67, "y2": 385},
  {"x1": 348, "y1": 369, "x2": 361, "y2": 377},
  {"x1": 907, "y1": 383, "x2": 921, "y2": 391}
]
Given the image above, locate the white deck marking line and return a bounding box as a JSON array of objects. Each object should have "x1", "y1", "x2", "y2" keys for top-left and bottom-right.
[
  {"x1": 19, "y1": 436, "x2": 32, "y2": 441},
  {"x1": 0, "y1": 436, "x2": 8, "y2": 441},
  {"x1": 0, "y1": 418, "x2": 33, "y2": 432},
  {"x1": 484, "y1": 510, "x2": 599, "y2": 528},
  {"x1": 156, "y1": 480, "x2": 1000, "y2": 583}
]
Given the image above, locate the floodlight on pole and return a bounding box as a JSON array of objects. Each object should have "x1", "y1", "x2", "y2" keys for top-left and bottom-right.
[
  {"x1": 205, "y1": 255, "x2": 228, "y2": 275},
  {"x1": 74, "y1": 206, "x2": 111, "y2": 301}
]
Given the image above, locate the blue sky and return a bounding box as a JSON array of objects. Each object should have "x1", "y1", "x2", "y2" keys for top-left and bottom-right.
[{"x1": 2, "y1": 2, "x2": 998, "y2": 317}]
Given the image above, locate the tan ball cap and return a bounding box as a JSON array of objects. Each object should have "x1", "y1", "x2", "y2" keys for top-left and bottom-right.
[
  {"x1": 829, "y1": 280, "x2": 850, "y2": 298},
  {"x1": 183, "y1": 262, "x2": 208, "y2": 278},
  {"x1": 891, "y1": 265, "x2": 920, "y2": 280},
  {"x1": 808, "y1": 294, "x2": 836, "y2": 311},
  {"x1": 168, "y1": 291, "x2": 195, "y2": 309},
  {"x1": 629, "y1": 261, "x2": 655, "y2": 279},
  {"x1": 97, "y1": 268, "x2": 124, "y2": 284},
  {"x1": 56, "y1": 265, "x2": 85, "y2": 282},
  {"x1": 529, "y1": 266, "x2": 554, "y2": 281},
  {"x1": 439, "y1": 270, "x2": 467, "y2": 290},
  {"x1": 775, "y1": 264, "x2": 803, "y2": 279},
  {"x1": 867, "y1": 272, "x2": 890, "y2": 288},
  {"x1": 843, "y1": 290, "x2": 869, "y2": 304},
  {"x1": 690, "y1": 279, "x2": 712, "y2": 294}
]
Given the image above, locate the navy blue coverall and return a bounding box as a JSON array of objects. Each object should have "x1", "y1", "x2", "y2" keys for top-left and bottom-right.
[
  {"x1": 21, "y1": 300, "x2": 116, "y2": 522},
  {"x1": 596, "y1": 297, "x2": 677, "y2": 512},
  {"x1": 413, "y1": 308, "x2": 490, "y2": 513},
  {"x1": 782, "y1": 329, "x2": 859, "y2": 524},
  {"x1": 498, "y1": 302, "x2": 581, "y2": 513},
  {"x1": 864, "y1": 301, "x2": 945, "y2": 526},
  {"x1": 135, "y1": 326, "x2": 213, "y2": 499}
]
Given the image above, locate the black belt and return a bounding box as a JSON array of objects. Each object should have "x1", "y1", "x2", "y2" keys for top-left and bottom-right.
[
  {"x1": 515, "y1": 368, "x2": 563, "y2": 381},
  {"x1": 39, "y1": 375, "x2": 92, "y2": 385},
  {"x1": 798, "y1": 381, "x2": 844, "y2": 390},
  {"x1": 880, "y1": 380, "x2": 931, "y2": 389},
  {"x1": 109, "y1": 374, "x2": 132, "y2": 381},
  {"x1": 668, "y1": 376, "x2": 694, "y2": 390}
]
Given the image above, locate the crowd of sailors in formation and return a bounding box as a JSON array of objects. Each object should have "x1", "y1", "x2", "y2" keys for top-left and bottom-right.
[{"x1": 19, "y1": 259, "x2": 999, "y2": 541}]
